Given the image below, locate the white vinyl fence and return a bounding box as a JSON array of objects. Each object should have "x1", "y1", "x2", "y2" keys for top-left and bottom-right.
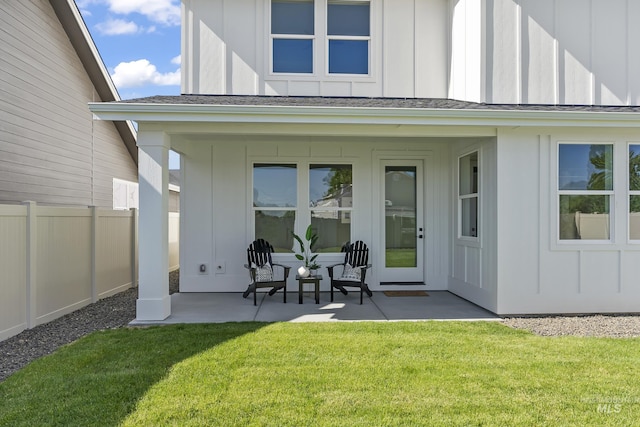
[{"x1": 1, "y1": 202, "x2": 180, "y2": 342}]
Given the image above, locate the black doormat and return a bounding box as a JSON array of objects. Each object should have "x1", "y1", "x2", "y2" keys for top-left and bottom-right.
[{"x1": 383, "y1": 291, "x2": 429, "y2": 297}]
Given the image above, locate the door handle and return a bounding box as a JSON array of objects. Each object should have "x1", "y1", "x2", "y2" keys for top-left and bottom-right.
[{"x1": 418, "y1": 227, "x2": 423, "y2": 239}]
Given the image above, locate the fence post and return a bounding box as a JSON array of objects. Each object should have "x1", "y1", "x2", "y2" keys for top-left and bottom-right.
[
  {"x1": 23, "y1": 201, "x2": 37, "y2": 329},
  {"x1": 91, "y1": 206, "x2": 97, "y2": 303},
  {"x1": 131, "y1": 208, "x2": 138, "y2": 288}
]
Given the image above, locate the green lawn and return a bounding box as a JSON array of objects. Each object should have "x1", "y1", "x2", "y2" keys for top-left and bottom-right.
[{"x1": 1, "y1": 322, "x2": 639, "y2": 426}]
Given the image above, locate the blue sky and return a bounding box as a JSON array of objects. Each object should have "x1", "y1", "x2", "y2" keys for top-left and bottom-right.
[
  {"x1": 76, "y1": 0, "x2": 181, "y2": 167},
  {"x1": 77, "y1": 0, "x2": 181, "y2": 100}
]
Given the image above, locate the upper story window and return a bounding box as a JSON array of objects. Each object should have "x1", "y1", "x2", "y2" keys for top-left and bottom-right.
[
  {"x1": 271, "y1": 0, "x2": 315, "y2": 73},
  {"x1": 270, "y1": 0, "x2": 371, "y2": 76},
  {"x1": 327, "y1": 1, "x2": 370, "y2": 75},
  {"x1": 558, "y1": 144, "x2": 613, "y2": 240}
]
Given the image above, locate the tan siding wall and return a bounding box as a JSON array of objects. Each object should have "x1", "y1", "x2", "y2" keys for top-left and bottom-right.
[{"x1": 0, "y1": 2, "x2": 136, "y2": 208}]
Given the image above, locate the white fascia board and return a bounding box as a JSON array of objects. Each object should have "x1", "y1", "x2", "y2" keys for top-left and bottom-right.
[{"x1": 88, "y1": 102, "x2": 640, "y2": 129}]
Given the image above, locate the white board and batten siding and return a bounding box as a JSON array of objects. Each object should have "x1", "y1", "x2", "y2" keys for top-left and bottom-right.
[
  {"x1": 181, "y1": 0, "x2": 449, "y2": 98},
  {"x1": 172, "y1": 133, "x2": 453, "y2": 293},
  {"x1": 495, "y1": 128, "x2": 640, "y2": 315},
  {"x1": 0, "y1": 1, "x2": 136, "y2": 208},
  {"x1": 484, "y1": 0, "x2": 640, "y2": 105},
  {"x1": 448, "y1": 138, "x2": 499, "y2": 314}
]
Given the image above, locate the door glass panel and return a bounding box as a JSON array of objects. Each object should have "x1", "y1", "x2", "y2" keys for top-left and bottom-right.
[{"x1": 385, "y1": 166, "x2": 416, "y2": 268}]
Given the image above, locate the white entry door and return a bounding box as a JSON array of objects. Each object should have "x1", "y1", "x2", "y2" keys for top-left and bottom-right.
[{"x1": 379, "y1": 160, "x2": 424, "y2": 284}]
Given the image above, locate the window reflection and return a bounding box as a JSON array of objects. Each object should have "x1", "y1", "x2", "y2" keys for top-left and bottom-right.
[
  {"x1": 385, "y1": 166, "x2": 417, "y2": 267},
  {"x1": 253, "y1": 164, "x2": 297, "y2": 207},
  {"x1": 559, "y1": 144, "x2": 613, "y2": 191},
  {"x1": 255, "y1": 210, "x2": 295, "y2": 252},
  {"x1": 629, "y1": 145, "x2": 640, "y2": 239},
  {"x1": 253, "y1": 164, "x2": 296, "y2": 253},
  {"x1": 559, "y1": 195, "x2": 610, "y2": 240},
  {"x1": 309, "y1": 164, "x2": 352, "y2": 206},
  {"x1": 310, "y1": 165, "x2": 352, "y2": 251},
  {"x1": 558, "y1": 144, "x2": 613, "y2": 240}
]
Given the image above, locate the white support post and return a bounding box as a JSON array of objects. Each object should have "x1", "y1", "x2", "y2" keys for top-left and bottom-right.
[
  {"x1": 130, "y1": 207, "x2": 139, "y2": 288},
  {"x1": 136, "y1": 132, "x2": 171, "y2": 320}
]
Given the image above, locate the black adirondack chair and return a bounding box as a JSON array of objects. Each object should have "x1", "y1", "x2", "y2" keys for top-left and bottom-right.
[
  {"x1": 327, "y1": 240, "x2": 372, "y2": 304},
  {"x1": 242, "y1": 239, "x2": 291, "y2": 305}
]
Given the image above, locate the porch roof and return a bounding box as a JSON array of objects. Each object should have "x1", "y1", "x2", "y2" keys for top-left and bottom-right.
[{"x1": 89, "y1": 95, "x2": 640, "y2": 128}]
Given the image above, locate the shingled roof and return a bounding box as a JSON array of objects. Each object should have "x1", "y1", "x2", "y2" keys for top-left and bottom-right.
[{"x1": 120, "y1": 94, "x2": 640, "y2": 113}]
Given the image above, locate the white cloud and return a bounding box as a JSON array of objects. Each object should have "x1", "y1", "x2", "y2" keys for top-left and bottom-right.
[
  {"x1": 95, "y1": 18, "x2": 139, "y2": 35},
  {"x1": 111, "y1": 59, "x2": 180, "y2": 88},
  {"x1": 171, "y1": 55, "x2": 181, "y2": 65},
  {"x1": 106, "y1": 0, "x2": 180, "y2": 26}
]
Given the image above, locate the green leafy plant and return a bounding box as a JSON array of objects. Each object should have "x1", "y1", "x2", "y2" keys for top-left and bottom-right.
[{"x1": 292, "y1": 225, "x2": 320, "y2": 269}]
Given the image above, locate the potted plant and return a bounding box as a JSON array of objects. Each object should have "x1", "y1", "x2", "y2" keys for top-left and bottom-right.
[{"x1": 292, "y1": 224, "x2": 321, "y2": 276}]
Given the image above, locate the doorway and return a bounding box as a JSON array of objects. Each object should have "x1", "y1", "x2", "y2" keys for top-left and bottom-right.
[{"x1": 379, "y1": 160, "x2": 424, "y2": 284}]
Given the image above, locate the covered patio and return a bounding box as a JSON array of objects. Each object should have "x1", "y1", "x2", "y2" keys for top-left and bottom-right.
[{"x1": 129, "y1": 291, "x2": 498, "y2": 325}]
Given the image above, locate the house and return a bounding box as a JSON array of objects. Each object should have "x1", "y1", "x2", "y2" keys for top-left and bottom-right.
[
  {"x1": 90, "y1": 0, "x2": 640, "y2": 320},
  {"x1": 1, "y1": 0, "x2": 138, "y2": 207}
]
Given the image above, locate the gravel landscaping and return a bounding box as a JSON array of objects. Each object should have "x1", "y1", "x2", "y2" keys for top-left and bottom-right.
[
  {"x1": 502, "y1": 314, "x2": 640, "y2": 338},
  {"x1": 1, "y1": 272, "x2": 639, "y2": 382},
  {"x1": 0, "y1": 270, "x2": 178, "y2": 383}
]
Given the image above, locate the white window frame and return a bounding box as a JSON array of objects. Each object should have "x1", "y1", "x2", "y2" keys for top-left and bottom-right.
[
  {"x1": 250, "y1": 159, "x2": 354, "y2": 253},
  {"x1": 251, "y1": 162, "x2": 298, "y2": 253},
  {"x1": 269, "y1": 0, "x2": 316, "y2": 76},
  {"x1": 112, "y1": 178, "x2": 138, "y2": 210},
  {"x1": 556, "y1": 142, "x2": 615, "y2": 244},
  {"x1": 628, "y1": 142, "x2": 640, "y2": 242},
  {"x1": 267, "y1": 0, "x2": 376, "y2": 80},
  {"x1": 309, "y1": 163, "x2": 353, "y2": 251},
  {"x1": 457, "y1": 150, "x2": 480, "y2": 242},
  {"x1": 325, "y1": 0, "x2": 371, "y2": 76}
]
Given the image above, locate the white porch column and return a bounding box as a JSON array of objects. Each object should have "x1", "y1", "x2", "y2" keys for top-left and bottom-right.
[{"x1": 137, "y1": 131, "x2": 171, "y2": 320}]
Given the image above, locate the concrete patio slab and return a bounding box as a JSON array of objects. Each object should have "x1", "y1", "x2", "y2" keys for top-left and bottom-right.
[{"x1": 130, "y1": 291, "x2": 499, "y2": 325}]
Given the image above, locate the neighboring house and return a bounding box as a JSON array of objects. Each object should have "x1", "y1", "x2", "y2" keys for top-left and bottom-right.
[
  {"x1": 1, "y1": 0, "x2": 137, "y2": 208},
  {"x1": 91, "y1": 0, "x2": 640, "y2": 319}
]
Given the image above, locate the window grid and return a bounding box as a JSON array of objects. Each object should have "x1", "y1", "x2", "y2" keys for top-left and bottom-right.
[
  {"x1": 270, "y1": 0, "x2": 315, "y2": 74},
  {"x1": 557, "y1": 143, "x2": 614, "y2": 242},
  {"x1": 269, "y1": 0, "x2": 372, "y2": 76},
  {"x1": 326, "y1": 0, "x2": 370, "y2": 75}
]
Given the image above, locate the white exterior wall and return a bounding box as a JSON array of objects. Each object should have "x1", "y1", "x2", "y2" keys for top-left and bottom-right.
[
  {"x1": 448, "y1": 138, "x2": 498, "y2": 313},
  {"x1": 449, "y1": 0, "x2": 485, "y2": 102},
  {"x1": 485, "y1": 0, "x2": 640, "y2": 105},
  {"x1": 172, "y1": 134, "x2": 453, "y2": 293},
  {"x1": 496, "y1": 128, "x2": 640, "y2": 315},
  {"x1": 181, "y1": 0, "x2": 449, "y2": 98},
  {"x1": 182, "y1": 0, "x2": 640, "y2": 105}
]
